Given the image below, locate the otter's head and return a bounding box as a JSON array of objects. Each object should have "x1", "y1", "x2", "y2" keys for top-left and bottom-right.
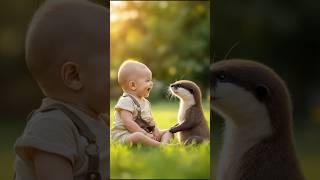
[
  {"x1": 169, "y1": 80, "x2": 202, "y2": 106},
  {"x1": 211, "y1": 59, "x2": 292, "y2": 135}
]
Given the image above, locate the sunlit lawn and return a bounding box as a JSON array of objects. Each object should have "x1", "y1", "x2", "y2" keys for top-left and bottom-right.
[
  {"x1": 110, "y1": 99, "x2": 211, "y2": 179},
  {"x1": 1, "y1": 100, "x2": 319, "y2": 179}
]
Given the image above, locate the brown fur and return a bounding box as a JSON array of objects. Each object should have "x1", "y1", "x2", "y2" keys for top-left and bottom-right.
[
  {"x1": 212, "y1": 59, "x2": 304, "y2": 179},
  {"x1": 169, "y1": 80, "x2": 210, "y2": 144}
]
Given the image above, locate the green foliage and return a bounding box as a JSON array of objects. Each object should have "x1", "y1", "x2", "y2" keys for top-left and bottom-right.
[{"x1": 110, "y1": 1, "x2": 210, "y2": 99}]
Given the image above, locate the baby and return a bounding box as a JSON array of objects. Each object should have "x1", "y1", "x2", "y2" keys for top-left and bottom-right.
[
  {"x1": 14, "y1": 1, "x2": 108, "y2": 179},
  {"x1": 111, "y1": 60, "x2": 173, "y2": 146}
]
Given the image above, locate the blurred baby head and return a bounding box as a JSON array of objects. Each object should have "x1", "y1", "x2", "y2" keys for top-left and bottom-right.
[{"x1": 25, "y1": 0, "x2": 109, "y2": 114}]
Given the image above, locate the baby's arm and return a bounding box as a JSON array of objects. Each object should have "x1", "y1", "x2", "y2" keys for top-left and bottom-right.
[
  {"x1": 33, "y1": 149, "x2": 72, "y2": 180},
  {"x1": 119, "y1": 109, "x2": 165, "y2": 146},
  {"x1": 119, "y1": 109, "x2": 152, "y2": 138},
  {"x1": 152, "y1": 127, "x2": 161, "y2": 141}
]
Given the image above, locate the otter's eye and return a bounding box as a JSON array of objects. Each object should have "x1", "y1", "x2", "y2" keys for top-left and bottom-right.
[
  {"x1": 171, "y1": 84, "x2": 180, "y2": 89},
  {"x1": 217, "y1": 74, "x2": 226, "y2": 81}
]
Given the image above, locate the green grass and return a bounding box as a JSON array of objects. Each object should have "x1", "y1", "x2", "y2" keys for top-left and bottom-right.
[
  {"x1": 1, "y1": 99, "x2": 319, "y2": 179},
  {"x1": 298, "y1": 153, "x2": 320, "y2": 180},
  {"x1": 111, "y1": 143, "x2": 210, "y2": 179},
  {"x1": 110, "y1": 99, "x2": 211, "y2": 179},
  {"x1": 0, "y1": 120, "x2": 25, "y2": 180}
]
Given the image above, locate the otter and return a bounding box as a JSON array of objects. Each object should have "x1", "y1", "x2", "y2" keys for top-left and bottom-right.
[
  {"x1": 169, "y1": 80, "x2": 210, "y2": 145},
  {"x1": 211, "y1": 59, "x2": 304, "y2": 180}
]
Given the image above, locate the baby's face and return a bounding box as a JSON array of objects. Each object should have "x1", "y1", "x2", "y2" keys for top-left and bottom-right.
[{"x1": 134, "y1": 68, "x2": 153, "y2": 98}]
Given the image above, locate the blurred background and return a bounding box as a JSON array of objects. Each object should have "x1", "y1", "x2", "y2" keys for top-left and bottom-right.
[
  {"x1": 0, "y1": 1, "x2": 106, "y2": 179},
  {"x1": 213, "y1": 0, "x2": 320, "y2": 179},
  {"x1": 110, "y1": 1, "x2": 210, "y2": 101}
]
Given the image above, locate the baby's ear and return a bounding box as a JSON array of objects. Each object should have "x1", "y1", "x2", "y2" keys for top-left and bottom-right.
[
  {"x1": 61, "y1": 61, "x2": 83, "y2": 90},
  {"x1": 128, "y1": 80, "x2": 137, "y2": 90}
]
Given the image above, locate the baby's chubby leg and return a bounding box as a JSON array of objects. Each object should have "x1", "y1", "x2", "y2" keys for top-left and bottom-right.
[{"x1": 125, "y1": 132, "x2": 161, "y2": 146}]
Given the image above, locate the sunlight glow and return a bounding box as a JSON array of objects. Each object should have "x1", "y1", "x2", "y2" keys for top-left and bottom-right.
[{"x1": 110, "y1": 1, "x2": 139, "y2": 23}]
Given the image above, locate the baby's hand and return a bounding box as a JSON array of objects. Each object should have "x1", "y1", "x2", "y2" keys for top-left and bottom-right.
[
  {"x1": 152, "y1": 130, "x2": 161, "y2": 141},
  {"x1": 146, "y1": 133, "x2": 154, "y2": 139}
]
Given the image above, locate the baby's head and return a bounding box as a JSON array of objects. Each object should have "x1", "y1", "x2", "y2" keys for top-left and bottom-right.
[
  {"x1": 118, "y1": 60, "x2": 153, "y2": 98},
  {"x1": 25, "y1": 0, "x2": 109, "y2": 115}
]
